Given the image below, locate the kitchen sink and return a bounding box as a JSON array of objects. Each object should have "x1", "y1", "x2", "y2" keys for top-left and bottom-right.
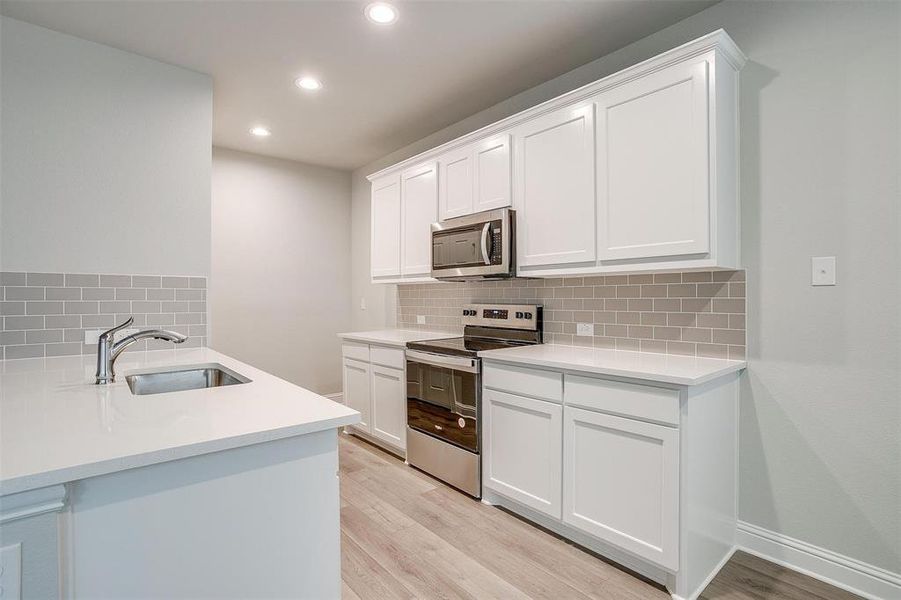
[{"x1": 125, "y1": 363, "x2": 251, "y2": 396}]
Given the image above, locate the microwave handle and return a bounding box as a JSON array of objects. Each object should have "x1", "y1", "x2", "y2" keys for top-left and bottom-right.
[{"x1": 480, "y1": 223, "x2": 491, "y2": 265}]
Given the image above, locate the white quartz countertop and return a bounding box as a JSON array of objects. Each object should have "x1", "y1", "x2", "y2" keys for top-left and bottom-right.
[
  {"x1": 478, "y1": 344, "x2": 746, "y2": 386},
  {"x1": 0, "y1": 348, "x2": 359, "y2": 495},
  {"x1": 337, "y1": 329, "x2": 453, "y2": 347}
]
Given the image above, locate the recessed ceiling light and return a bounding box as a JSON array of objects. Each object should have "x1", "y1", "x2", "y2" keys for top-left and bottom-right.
[
  {"x1": 295, "y1": 76, "x2": 322, "y2": 91},
  {"x1": 249, "y1": 126, "x2": 271, "y2": 137},
  {"x1": 365, "y1": 2, "x2": 398, "y2": 25}
]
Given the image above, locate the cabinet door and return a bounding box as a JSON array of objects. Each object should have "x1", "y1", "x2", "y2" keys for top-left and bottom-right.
[
  {"x1": 401, "y1": 162, "x2": 438, "y2": 276},
  {"x1": 438, "y1": 146, "x2": 474, "y2": 220},
  {"x1": 513, "y1": 104, "x2": 596, "y2": 268},
  {"x1": 370, "y1": 365, "x2": 406, "y2": 450},
  {"x1": 563, "y1": 406, "x2": 679, "y2": 570},
  {"x1": 370, "y1": 174, "x2": 401, "y2": 279},
  {"x1": 474, "y1": 134, "x2": 511, "y2": 212},
  {"x1": 343, "y1": 358, "x2": 371, "y2": 433},
  {"x1": 483, "y1": 389, "x2": 562, "y2": 518},
  {"x1": 596, "y1": 59, "x2": 710, "y2": 261}
]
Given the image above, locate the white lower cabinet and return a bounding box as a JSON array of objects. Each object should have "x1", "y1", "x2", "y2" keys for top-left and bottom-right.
[
  {"x1": 483, "y1": 388, "x2": 562, "y2": 518},
  {"x1": 342, "y1": 343, "x2": 407, "y2": 453},
  {"x1": 342, "y1": 358, "x2": 371, "y2": 432},
  {"x1": 483, "y1": 360, "x2": 739, "y2": 600},
  {"x1": 370, "y1": 365, "x2": 406, "y2": 449},
  {"x1": 563, "y1": 406, "x2": 679, "y2": 570}
]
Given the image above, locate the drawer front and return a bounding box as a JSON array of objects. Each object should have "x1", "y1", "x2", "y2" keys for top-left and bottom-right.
[
  {"x1": 370, "y1": 345, "x2": 405, "y2": 369},
  {"x1": 565, "y1": 374, "x2": 679, "y2": 426},
  {"x1": 483, "y1": 362, "x2": 562, "y2": 403},
  {"x1": 341, "y1": 341, "x2": 370, "y2": 362}
]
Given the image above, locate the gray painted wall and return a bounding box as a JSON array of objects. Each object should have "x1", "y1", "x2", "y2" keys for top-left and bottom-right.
[
  {"x1": 211, "y1": 147, "x2": 352, "y2": 394},
  {"x1": 0, "y1": 17, "x2": 212, "y2": 276},
  {"x1": 351, "y1": 0, "x2": 900, "y2": 572}
]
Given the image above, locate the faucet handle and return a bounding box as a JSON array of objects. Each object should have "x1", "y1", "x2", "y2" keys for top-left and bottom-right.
[{"x1": 100, "y1": 316, "x2": 134, "y2": 340}]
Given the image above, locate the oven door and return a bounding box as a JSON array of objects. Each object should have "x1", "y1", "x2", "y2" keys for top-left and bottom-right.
[
  {"x1": 405, "y1": 350, "x2": 480, "y2": 453},
  {"x1": 430, "y1": 208, "x2": 513, "y2": 280}
]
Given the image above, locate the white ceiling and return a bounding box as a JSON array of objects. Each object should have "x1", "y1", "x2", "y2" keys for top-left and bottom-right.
[{"x1": 1, "y1": 0, "x2": 716, "y2": 170}]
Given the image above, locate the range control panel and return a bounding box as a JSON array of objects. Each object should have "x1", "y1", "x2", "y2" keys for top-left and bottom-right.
[{"x1": 461, "y1": 304, "x2": 541, "y2": 331}]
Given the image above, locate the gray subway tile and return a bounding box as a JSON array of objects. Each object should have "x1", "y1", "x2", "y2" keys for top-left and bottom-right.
[
  {"x1": 26, "y1": 273, "x2": 64, "y2": 286},
  {"x1": 82, "y1": 314, "x2": 117, "y2": 328},
  {"x1": 189, "y1": 301, "x2": 206, "y2": 313},
  {"x1": 99, "y1": 301, "x2": 131, "y2": 314},
  {"x1": 175, "y1": 312, "x2": 202, "y2": 324},
  {"x1": 5, "y1": 316, "x2": 44, "y2": 330},
  {"x1": 697, "y1": 343, "x2": 729, "y2": 359},
  {"x1": 682, "y1": 272, "x2": 713, "y2": 283},
  {"x1": 711, "y1": 298, "x2": 745, "y2": 314},
  {"x1": 65, "y1": 274, "x2": 99, "y2": 287},
  {"x1": 45, "y1": 342, "x2": 83, "y2": 357},
  {"x1": 162, "y1": 276, "x2": 190, "y2": 288},
  {"x1": 99, "y1": 274, "x2": 131, "y2": 287},
  {"x1": 1, "y1": 272, "x2": 27, "y2": 286},
  {"x1": 175, "y1": 289, "x2": 202, "y2": 301},
  {"x1": 146, "y1": 313, "x2": 175, "y2": 326},
  {"x1": 64, "y1": 328, "x2": 85, "y2": 342},
  {"x1": 147, "y1": 288, "x2": 175, "y2": 301},
  {"x1": 64, "y1": 301, "x2": 98, "y2": 315},
  {"x1": 6, "y1": 344, "x2": 45, "y2": 359},
  {"x1": 189, "y1": 277, "x2": 207, "y2": 289},
  {"x1": 46, "y1": 287, "x2": 82, "y2": 301},
  {"x1": 132, "y1": 301, "x2": 161, "y2": 313},
  {"x1": 162, "y1": 301, "x2": 190, "y2": 313},
  {"x1": 132, "y1": 275, "x2": 162, "y2": 288},
  {"x1": 6, "y1": 287, "x2": 45, "y2": 300},
  {"x1": 712, "y1": 329, "x2": 746, "y2": 345},
  {"x1": 27, "y1": 329, "x2": 63, "y2": 344},
  {"x1": 82, "y1": 287, "x2": 115, "y2": 301},
  {"x1": 1, "y1": 302, "x2": 26, "y2": 315},
  {"x1": 0, "y1": 331, "x2": 26, "y2": 345},
  {"x1": 116, "y1": 288, "x2": 146, "y2": 301},
  {"x1": 27, "y1": 301, "x2": 66, "y2": 315}
]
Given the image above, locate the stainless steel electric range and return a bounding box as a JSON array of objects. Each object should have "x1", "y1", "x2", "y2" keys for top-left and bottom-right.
[{"x1": 404, "y1": 303, "x2": 542, "y2": 498}]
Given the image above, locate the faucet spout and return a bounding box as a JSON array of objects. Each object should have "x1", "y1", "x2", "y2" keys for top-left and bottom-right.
[{"x1": 95, "y1": 317, "x2": 188, "y2": 384}]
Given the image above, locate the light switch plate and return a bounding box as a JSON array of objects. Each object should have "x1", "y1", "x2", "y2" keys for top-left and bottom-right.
[
  {"x1": 811, "y1": 256, "x2": 836, "y2": 286},
  {"x1": 416, "y1": 315, "x2": 426, "y2": 325},
  {"x1": 576, "y1": 323, "x2": 594, "y2": 337},
  {"x1": 0, "y1": 543, "x2": 22, "y2": 600}
]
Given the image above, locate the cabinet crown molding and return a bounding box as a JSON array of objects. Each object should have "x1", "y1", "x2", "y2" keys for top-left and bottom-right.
[{"x1": 367, "y1": 29, "x2": 746, "y2": 183}]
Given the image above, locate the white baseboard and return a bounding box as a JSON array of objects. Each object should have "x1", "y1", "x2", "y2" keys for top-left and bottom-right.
[
  {"x1": 736, "y1": 521, "x2": 901, "y2": 600},
  {"x1": 324, "y1": 392, "x2": 343, "y2": 403}
]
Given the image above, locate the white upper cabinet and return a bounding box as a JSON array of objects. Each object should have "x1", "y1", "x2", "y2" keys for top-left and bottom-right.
[
  {"x1": 438, "y1": 134, "x2": 511, "y2": 221},
  {"x1": 438, "y1": 145, "x2": 474, "y2": 221},
  {"x1": 401, "y1": 162, "x2": 438, "y2": 276},
  {"x1": 513, "y1": 103, "x2": 596, "y2": 269},
  {"x1": 370, "y1": 174, "x2": 401, "y2": 279},
  {"x1": 474, "y1": 134, "x2": 512, "y2": 212},
  {"x1": 596, "y1": 59, "x2": 710, "y2": 261},
  {"x1": 368, "y1": 31, "x2": 745, "y2": 282}
]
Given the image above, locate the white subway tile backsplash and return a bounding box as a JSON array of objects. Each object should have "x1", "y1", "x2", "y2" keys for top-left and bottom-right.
[{"x1": 1, "y1": 271, "x2": 209, "y2": 359}]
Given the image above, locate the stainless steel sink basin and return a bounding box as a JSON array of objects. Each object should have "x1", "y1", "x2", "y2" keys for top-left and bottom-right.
[{"x1": 125, "y1": 363, "x2": 251, "y2": 396}]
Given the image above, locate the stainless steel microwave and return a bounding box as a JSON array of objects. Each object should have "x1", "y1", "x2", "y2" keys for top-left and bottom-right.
[{"x1": 430, "y1": 208, "x2": 515, "y2": 281}]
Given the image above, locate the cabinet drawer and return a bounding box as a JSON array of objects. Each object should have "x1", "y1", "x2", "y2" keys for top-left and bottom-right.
[
  {"x1": 370, "y1": 345, "x2": 405, "y2": 369},
  {"x1": 565, "y1": 375, "x2": 680, "y2": 426},
  {"x1": 341, "y1": 342, "x2": 370, "y2": 362},
  {"x1": 483, "y1": 362, "x2": 562, "y2": 403}
]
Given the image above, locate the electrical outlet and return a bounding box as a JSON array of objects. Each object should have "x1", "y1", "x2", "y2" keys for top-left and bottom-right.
[
  {"x1": 0, "y1": 543, "x2": 22, "y2": 600},
  {"x1": 416, "y1": 315, "x2": 426, "y2": 325},
  {"x1": 576, "y1": 323, "x2": 594, "y2": 337}
]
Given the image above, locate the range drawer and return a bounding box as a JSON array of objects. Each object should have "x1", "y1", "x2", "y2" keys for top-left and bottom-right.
[
  {"x1": 564, "y1": 374, "x2": 680, "y2": 426},
  {"x1": 341, "y1": 341, "x2": 370, "y2": 362},
  {"x1": 370, "y1": 345, "x2": 405, "y2": 369},
  {"x1": 483, "y1": 362, "x2": 562, "y2": 403}
]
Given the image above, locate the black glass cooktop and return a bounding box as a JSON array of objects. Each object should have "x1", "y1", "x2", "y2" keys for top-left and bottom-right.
[{"x1": 407, "y1": 337, "x2": 530, "y2": 358}]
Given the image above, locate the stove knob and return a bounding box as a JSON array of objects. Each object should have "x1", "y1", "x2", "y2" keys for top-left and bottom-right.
[
  {"x1": 515, "y1": 311, "x2": 524, "y2": 319},
  {"x1": 523, "y1": 312, "x2": 533, "y2": 319}
]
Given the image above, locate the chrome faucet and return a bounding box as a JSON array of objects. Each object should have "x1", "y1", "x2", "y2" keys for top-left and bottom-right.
[{"x1": 95, "y1": 316, "x2": 187, "y2": 384}]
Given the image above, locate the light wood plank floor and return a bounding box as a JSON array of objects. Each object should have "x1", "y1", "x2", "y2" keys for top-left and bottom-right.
[{"x1": 339, "y1": 434, "x2": 862, "y2": 600}]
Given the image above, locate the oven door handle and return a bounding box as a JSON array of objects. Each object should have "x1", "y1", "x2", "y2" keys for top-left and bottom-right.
[
  {"x1": 405, "y1": 350, "x2": 479, "y2": 374},
  {"x1": 480, "y1": 222, "x2": 491, "y2": 265}
]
